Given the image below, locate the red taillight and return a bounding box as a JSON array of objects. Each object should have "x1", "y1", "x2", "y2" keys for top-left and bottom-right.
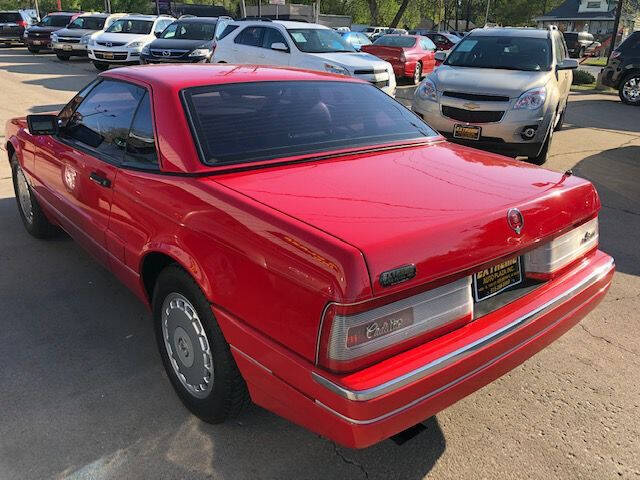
[
  {"x1": 317, "y1": 276, "x2": 473, "y2": 373},
  {"x1": 17, "y1": 20, "x2": 27, "y2": 28}
]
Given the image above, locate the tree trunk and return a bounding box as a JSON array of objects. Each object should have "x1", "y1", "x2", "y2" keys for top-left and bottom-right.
[
  {"x1": 465, "y1": 0, "x2": 471, "y2": 30},
  {"x1": 368, "y1": 0, "x2": 380, "y2": 25},
  {"x1": 444, "y1": 0, "x2": 449, "y2": 31},
  {"x1": 455, "y1": 0, "x2": 459, "y2": 31},
  {"x1": 389, "y1": 0, "x2": 410, "y2": 28}
]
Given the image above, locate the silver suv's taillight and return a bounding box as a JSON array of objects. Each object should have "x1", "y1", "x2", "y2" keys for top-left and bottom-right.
[
  {"x1": 318, "y1": 276, "x2": 473, "y2": 372},
  {"x1": 525, "y1": 217, "x2": 598, "y2": 276}
]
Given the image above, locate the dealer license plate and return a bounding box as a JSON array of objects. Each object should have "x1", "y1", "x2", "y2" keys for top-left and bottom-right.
[
  {"x1": 33, "y1": 40, "x2": 42, "y2": 45},
  {"x1": 63, "y1": 44, "x2": 72, "y2": 51},
  {"x1": 453, "y1": 124, "x2": 481, "y2": 141},
  {"x1": 473, "y1": 257, "x2": 523, "y2": 302},
  {"x1": 103, "y1": 52, "x2": 114, "y2": 59}
]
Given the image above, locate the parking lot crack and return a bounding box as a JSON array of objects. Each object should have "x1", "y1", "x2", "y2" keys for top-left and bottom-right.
[
  {"x1": 331, "y1": 442, "x2": 369, "y2": 479},
  {"x1": 601, "y1": 204, "x2": 640, "y2": 217},
  {"x1": 579, "y1": 323, "x2": 639, "y2": 357}
]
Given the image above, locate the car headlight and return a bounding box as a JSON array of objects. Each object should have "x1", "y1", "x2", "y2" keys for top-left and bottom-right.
[
  {"x1": 416, "y1": 78, "x2": 437, "y2": 101},
  {"x1": 324, "y1": 63, "x2": 350, "y2": 76},
  {"x1": 88, "y1": 38, "x2": 96, "y2": 46},
  {"x1": 188, "y1": 48, "x2": 211, "y2": 57},
  {"x1": 141, "y1": 45, "x2": 150, "y2": 55},
  {"x1": 127, "y1": 41, "x2": 144, "y2": 48},
  {"x1": 80, "y1": 35, "x2": 90, "y2": 45},
  {"x1": 514, "y1": 87, "x2": 547, "y2": 110},
  {"x1": 51, "y1": 33, "x2": 58, "y2": 43}
]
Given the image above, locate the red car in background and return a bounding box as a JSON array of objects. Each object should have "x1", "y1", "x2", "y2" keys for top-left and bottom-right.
[
  {"x1": 5, "y1": 65, "x2": 614, "y2": 449},
  {"x1": 24, "y1": 11, "x2": 80, "y2": 53},
  {"x1": 362, "y1": 34, "x2": 437, "y2": 84},
  {"x1": 424, "y1": 31, "x2": 460, "y2": 51}
]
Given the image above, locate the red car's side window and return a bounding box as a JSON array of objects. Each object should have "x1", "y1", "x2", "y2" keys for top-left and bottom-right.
[{"x1": 60, "y1": 80, "x2": 146, "y2": 164}]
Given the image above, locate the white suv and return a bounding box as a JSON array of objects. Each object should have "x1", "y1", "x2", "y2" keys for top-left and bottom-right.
[
  {"x1": 88, "y1": 14, "x2": 175, "y2": 71},
  {"x1": 212, "y1": 20, "x2": 396, "y2": 96}
]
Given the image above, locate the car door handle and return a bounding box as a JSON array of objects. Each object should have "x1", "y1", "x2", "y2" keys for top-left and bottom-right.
[{"x1": 89, "y1": 172, "x2": 111, "y2": 188}]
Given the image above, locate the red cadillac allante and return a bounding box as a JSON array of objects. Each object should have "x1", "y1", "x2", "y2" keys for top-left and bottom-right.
[{"x1": 5, "y1": 65, "x2": 614, "y2": 449}]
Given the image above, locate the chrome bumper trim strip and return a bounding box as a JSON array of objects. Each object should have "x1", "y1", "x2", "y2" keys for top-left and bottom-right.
[{"x1": 312, "y1": 258, "x2": 614, "y2": 403}]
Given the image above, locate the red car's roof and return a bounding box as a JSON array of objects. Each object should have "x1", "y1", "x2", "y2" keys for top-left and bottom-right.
[{"x1": 103, "y1": 64, "x2": 363, "y2": 90}]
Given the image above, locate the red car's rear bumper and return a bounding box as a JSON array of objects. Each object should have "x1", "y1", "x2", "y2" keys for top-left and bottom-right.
[
  {"x1": 218, "y1": 251, "x2": 614, "y2": 449},
  {"x1": 391, "y1": 61, "x2": 415, "y2": 79}
]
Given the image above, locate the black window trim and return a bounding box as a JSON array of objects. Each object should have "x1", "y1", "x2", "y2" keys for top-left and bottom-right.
[
  {"x1": 121, "y1": 90, "x2": 160, "y2": 170},
  {"x1": 233, "y1": 25, "x2": 265, "y2": 47},
  {"x1": 54, "y1": 77, "x2": 161, "y2": 172},
  {"x1": 262, "y1": 26, "x2": 290, "y2": 52}
]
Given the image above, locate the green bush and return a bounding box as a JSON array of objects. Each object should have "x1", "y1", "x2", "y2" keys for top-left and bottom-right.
[{"x1": 573, "y1": 69, "x2": 596, "y2": 85}]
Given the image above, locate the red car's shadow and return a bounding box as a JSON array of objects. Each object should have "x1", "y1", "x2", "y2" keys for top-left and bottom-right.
[{"x1": 0, "y1": 195, "x2": 445, "y2": 479}]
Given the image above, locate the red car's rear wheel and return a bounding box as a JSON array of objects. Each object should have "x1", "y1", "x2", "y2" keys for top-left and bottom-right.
[{"x1": 153, "y1": 265, "x2": 250, "y2": 423}]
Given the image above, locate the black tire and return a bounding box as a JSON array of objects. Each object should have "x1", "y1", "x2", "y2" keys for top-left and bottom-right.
[
  {"x1": 153, "y1": 265, "x2": 250, "y2": 423},
  {"x1": 412, "y1": 61, "x2": 422, "y2": 85},
  {"x1": 618, "y1": 72, "x2": 640, "y2": 106},
  {"x1": 10, "y1": 154, "x2": 58, "y2": 239},
  {"x1": 93, "y1": 61, "x2": 109, "y2": 72},
  {"x1": 28, "y1": 47, "x2": 39, "y2": 54},
  {"x1": 56, "y1": 52, "x2": 70, "y2": 61},
  {"x1": 527, "y1": 123, "x2": 553, "y2": 165}
]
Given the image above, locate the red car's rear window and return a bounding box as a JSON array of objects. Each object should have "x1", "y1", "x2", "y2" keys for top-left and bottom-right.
[{"x1": 182, "y1": 81, "x2": 436, "y2": 165}]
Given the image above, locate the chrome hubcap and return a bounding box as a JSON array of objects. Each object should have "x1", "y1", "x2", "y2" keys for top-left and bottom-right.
[
  {"x1": 162, "y1": 293, "x2": 213, "y2": 398},
  {"x1": 622, "y1": 76, "x2": 640, "y2": 102},
  {"x1": 15, "y1": 167, "x2": 33, "y2": 224}
]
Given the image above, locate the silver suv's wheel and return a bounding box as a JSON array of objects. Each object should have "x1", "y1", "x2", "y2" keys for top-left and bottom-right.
[{"x1": 619, "y1": 73, "x2": 640, "y2": 106}]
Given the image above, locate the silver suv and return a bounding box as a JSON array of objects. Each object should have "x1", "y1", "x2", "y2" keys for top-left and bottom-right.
[{"x1": 412, "y1": 27, "x2": 578, "y2": 164}]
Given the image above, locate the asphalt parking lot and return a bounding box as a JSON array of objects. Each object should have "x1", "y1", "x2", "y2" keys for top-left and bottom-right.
[{"x1": 0, "y1": 47, "x2": 638, "y2": 480}]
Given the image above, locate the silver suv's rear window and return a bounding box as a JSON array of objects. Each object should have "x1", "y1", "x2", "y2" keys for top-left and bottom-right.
[{"x1": 182, "y1": 81, "x2": 436, "y2": 165}]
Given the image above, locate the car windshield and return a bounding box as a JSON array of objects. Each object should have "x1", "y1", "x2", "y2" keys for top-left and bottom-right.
[
  {"x1": 68, "y1": 16, "x2": 106, "y2": 30},
  {"x1": 106, "y1": 19, "x2": 153, "y2": 34},
  {"x1": 40, "y1": 15, "x2": 72, "y2": 27},
  {"x1": 183, "y1": 81, "x2": 436, "y2": 165},
  {"x1": 445, "y1": 35, "x2": 551, "y2": 71},
  {"x1": 443, "y1": 33, "x2": 460, "y2": 43},
  {"x1": 287, "y1": 28, "x2": 355, "y2": 53},
  {"x1": 161, "y1": 21, "x2": 216, "y2": 40},
  {"x1": 373, "y1": 35, "x2": 416, "y2": 47}
]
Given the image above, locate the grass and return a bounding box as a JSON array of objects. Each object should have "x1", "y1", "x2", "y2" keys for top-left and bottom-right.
[
  {"x1": 570, "y1": 83, "x2": 617, "y2": 94},
  {"x1": 581, "y1": 57, "x2": 608, "y2": 66}
]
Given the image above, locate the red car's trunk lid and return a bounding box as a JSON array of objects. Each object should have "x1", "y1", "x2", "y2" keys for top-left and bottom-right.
[
  {"x1": 212, "y1": 142, "x2": 599, "y2": 299},
  {"x1": 361, "y1": 45, "x2": 406, "y2": 63}
]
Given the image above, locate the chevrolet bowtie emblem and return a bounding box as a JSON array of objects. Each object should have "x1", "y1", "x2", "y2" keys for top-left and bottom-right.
[{"x1": 462, "y1": 102, "x2": 481, "y2": 110}]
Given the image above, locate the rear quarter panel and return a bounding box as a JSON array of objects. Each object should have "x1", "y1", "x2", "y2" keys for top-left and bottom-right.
[{"x1": 109, "y1": 171, "x2": 372, "y2": 361}]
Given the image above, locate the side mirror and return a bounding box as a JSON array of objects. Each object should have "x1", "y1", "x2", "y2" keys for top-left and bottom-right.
[
  {"x1": 434, "y1": 51, "x2": 447, "y2": 62},
  {"x1": 154, "y1": 31, "x2": 162, "y2": 37},
  {"x1": 270, "y1": 42, "x2": 289, "y2": 52},
  {"x1": 27, "y1": 114, "x2": 57, "y2": 135},
  {"x1": 557, "y1": 58, "x2": 579, "y2": 70}
]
